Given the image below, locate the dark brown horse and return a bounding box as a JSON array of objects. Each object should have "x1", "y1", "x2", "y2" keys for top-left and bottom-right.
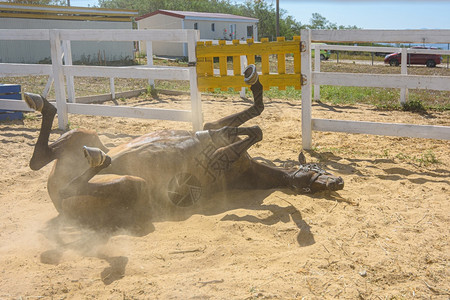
[{"x1": 24, "y1": 65, "x2": 343, "y2": 227}]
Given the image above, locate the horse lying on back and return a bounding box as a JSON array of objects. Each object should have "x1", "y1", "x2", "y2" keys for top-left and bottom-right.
[{"x1": 24, "y1": 64, "x2": 343, "y2": 227}]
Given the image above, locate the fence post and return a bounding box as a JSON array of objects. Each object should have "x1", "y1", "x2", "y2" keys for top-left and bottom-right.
[
  {"x1": 447, "y1": 43, "x2": 449, "y2": 69},
  {"x1": 187, "y1": 30, "x2": 198, "y2": 64},
  {"x1": 301, "y1": 29, "x2": 312, "y2": 150},
  {"x1": 188, "y1": 30, "x2": 203, "y2": 131},
  {"x1": 50, "y1": 30, "x2": 68, "y2": 130},
  {"x1": 146, "y1": 41, "x2": 155, "y2": 88},
  {"x1": 400, "y1": 47, "x2": 408, "y2": 104},
  {"x1": 189, "y1": 67, "x2": 203, "y2": 131},
  {"x1": 314, "y1": 44, "x2": 321, "y2": 101},
  {"x1": 110, "y1": 77, "x2": 115, "y2": 100},
  {"x1": 62, "y1": 40, "x2": 75, "y2": 103}
]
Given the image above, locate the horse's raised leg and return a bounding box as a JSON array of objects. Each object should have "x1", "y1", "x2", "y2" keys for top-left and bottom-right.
[
  {"x1": 24, "y1": 93, "x2": 57, "y2": 170},
  {"x1": 25, "y1": 93, "x2": 112, "y2": 213},
  {"x1": 24, "y1": 93, "x2": 108, "y2": 171},
  {"x1": 209, "y1": 125, "x2": 263, "y2": 161},
  {"x1": 203, "y1": 65, "x2": 263, "y2": 130},
  {"x1": 196, "y1": 125, "x2": 262, "y2": 172}
]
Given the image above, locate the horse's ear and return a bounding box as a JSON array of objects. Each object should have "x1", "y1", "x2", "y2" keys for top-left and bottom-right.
[{"x1": 298, "y1": 152, "x2": 307, "y2": 165}]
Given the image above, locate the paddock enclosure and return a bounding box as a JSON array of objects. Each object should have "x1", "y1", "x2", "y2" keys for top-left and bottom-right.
[{"x1": 0, "y1": 29, "x2": 449, "y2": 298}]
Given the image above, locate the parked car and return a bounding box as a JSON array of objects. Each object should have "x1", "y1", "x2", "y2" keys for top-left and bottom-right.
[
  {"x1": 384, "y1": 47, "x2": 443, "y2": 67},
  {"x1": 312, "y1": 43, "x2": 330, "y2": 60}
]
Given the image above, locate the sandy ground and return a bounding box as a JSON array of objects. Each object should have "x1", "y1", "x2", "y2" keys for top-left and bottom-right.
[{"x1": 0, "y1": 91, "x2": 449, "y2": 299}]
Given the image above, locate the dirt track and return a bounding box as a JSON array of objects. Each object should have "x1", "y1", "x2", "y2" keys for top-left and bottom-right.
[{"x1": 0, "y1": 92, "x2": 449, "y2": 299}]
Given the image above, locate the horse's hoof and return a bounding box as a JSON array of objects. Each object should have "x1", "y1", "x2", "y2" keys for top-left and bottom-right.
[
  {"x1": 24, "y1": 92, "x2": 44, "y2": 112},
  {"x1": 244, "y1": 64, "x2": 258, "y2": 86},
  {"x1": 83, "y1": 146, "x2": 110, "y2": 168}
]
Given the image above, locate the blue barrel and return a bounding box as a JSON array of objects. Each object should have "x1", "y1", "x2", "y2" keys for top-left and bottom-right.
[{"x1": 0, "y1": 84, "x2": 23, "y2": 121}]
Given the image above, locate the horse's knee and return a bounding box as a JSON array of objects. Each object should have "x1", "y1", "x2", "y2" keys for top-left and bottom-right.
[
  {"x1": 244, "y1": 125, "x2": 263, "y2": 143},
  {"x1": 253, "y1": 125, "x2": 263, "y2": 142},
  {"x1": 203, "y1": 122, "x2": 215, "y2": 130},
  {"x1": 29, "y1": 159, "x2": 44, "y2": 171},
  {"x1": 254, "y1": 102, "x2": 264, "y2": 115},
  {"x1": 29, "y1": 147, "x2": 53, "y2": 170},
  {"x1": 246, "y1": 101, "x2": 264, "y2": 118}
]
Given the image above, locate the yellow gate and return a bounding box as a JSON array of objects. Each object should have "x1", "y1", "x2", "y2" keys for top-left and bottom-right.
[{"x1": 196, "y1": 36, "x2": 301, "y2": 92}]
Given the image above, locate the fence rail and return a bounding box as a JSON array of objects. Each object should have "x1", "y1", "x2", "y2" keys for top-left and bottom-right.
[
  {"x1": 312, "y1": 72, "x2": 450, "y2": 90},
  {"x1": 315, "y1": 44, "x2": 450, "y2": 55},
  {"x1": 0, "y1": 63, "x2": 53, "y2": 76},
  {"x1": 301, "y1": 29, "x2": 450, "y2": 150},
  {"x1": 310, "y1": 29, "x2": 450, "y2": 44},
  {"x1": 0, "y1": 29, "x2": 50, "y2": 40},
  {"x1": 63, "y1": 65, "x2": 191, "y2": 80},
  {"x1": 313, "y1": 119, "x2": 450, "y2": 140}
]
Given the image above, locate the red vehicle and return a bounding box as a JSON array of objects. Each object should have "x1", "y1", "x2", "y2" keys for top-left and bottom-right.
[{"x1": 384, "y1": 47, "x2": 443, "y2": 67}]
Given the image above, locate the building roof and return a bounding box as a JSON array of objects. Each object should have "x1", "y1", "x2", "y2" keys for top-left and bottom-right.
[
  {"x1": 136, "y1": 9, "x2": 258, "y2": 23},
  {"x1": 0, "y1": 2, "x2": 138, "y2": 22}
]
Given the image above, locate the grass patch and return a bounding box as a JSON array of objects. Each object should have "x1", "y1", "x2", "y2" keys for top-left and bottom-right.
[
  {"x1": 319, "y1": 86, "x2": 399, "y2": 107},
  {"x1": 395, "y1": 150, "x2": 441, "y2": 166},
  {"x1": 401, "y1": 99, "x2": 426, "y2": 112},
  {"x1": 23, "y1": 113, "x2": 38, "y2": 121},
  {"x1": 316, "y1": 85, "x2": 449, "y2": 111},
  {"x1": 263, "y1": 86, "x2": 301, "y2": 100}
]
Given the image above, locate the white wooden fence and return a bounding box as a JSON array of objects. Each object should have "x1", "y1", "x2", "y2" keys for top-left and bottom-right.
[
  {"x1": 313, "y1": 44, "x2": 450, "y2": 104},
  {"x1": 301, "y1": 29, "x2": 450, "y2": 150},
  {"x1": 0, "y1": 29, "x2": 203, "y2": 131}
]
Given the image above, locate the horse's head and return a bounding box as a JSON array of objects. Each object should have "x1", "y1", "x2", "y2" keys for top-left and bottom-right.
[{"x1": 290, "y1": 152, "x2": 344, "y2": 193}]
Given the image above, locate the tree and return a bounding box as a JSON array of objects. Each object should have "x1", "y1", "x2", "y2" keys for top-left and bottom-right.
[
  {"x1": 98, "y1": 0, "x2": 238, "y2": 15},
  {"x1": 308, "y1": 13, "x2": 334, "y2": 29},
  {"x1": 238, "y1": 0, "x2": 276, "y2": 40},
  {"x1": 307, "y1": 12, "x2": 359, "y2": 30},
  {"x1": 235, "y1": 0, "x2": 302, "y2": 40},
  {"x1": 279, "y1": 12, "x2": 302, "y2": 39}
]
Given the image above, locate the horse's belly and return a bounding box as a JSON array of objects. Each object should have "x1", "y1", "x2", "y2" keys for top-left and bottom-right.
[
  {"x1": 100, "y1": 130, "x2": 251, "y2": 205},
  {"x1": 103, "y1": 132, "x2": 219, "y2": 201}
]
